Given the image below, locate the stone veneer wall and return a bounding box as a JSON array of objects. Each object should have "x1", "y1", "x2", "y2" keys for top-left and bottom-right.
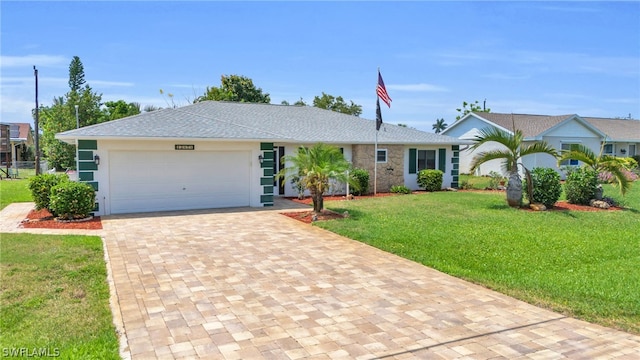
[{"x1": 352, "y1": 144, "x2": 404, "y2": 193}]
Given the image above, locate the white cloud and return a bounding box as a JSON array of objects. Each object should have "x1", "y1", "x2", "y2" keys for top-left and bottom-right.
[
  {"x1": 1, "y1": 55, "x2": 68, "y2": 68},
  {"x1": 387, "y1": 83, "x2": 449, "y2": 92}
]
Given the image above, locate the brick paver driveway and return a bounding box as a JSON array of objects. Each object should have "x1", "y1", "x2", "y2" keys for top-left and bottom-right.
[{"x1": 99, "y1": 203, "x2": 639, "y2": 359}]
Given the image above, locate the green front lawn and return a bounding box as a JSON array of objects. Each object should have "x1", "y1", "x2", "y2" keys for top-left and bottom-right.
[
  {"x1": 318, "y1": 183, "x2": 640, "y2": 334},
  {"x1": 0, "y1": 179, "x2": 32, "y2": 210},
  {"x1": 0, "y1": 233, "x2": 120, "y2": 358}
]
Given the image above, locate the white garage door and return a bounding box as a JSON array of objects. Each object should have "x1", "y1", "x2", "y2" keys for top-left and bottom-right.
[{"x1": 109, "y1": 151, "x2": 250, "y2": 214}]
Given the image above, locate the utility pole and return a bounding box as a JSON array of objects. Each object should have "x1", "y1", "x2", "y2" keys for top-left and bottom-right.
[{"x1": 34, "y1": 66, "x2": 41, "y2": 175}]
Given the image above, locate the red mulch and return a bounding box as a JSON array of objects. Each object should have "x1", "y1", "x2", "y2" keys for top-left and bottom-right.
[
  {"x1": 543, "y1": 201, "x2": 622, "y2": 212},
  {"x1": 281, "y1": 210, "x2": 345, "y2": 224},
  {"x1": 21, "y1": 208, "x2": 103, "y2": 230}
]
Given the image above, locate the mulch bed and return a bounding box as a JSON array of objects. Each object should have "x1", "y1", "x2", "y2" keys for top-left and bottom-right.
[
  {"x1": 540, "y1": 201, "x2": 622, "y2": 212},
  {"x1": 21, "y1": 208, "x2": 103, "y2": 230}
]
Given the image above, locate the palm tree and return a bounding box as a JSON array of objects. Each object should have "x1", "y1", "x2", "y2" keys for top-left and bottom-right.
[
  {"x1": 558, "y1": 143, "x2": 631, "y2": 195},
  {"x1": 432, "y1": 118, "x2": 448, "y2": 134},
  {"x1": 277, "y1": 143, "x2": 357, "y2": 213},
  {"x1": 470, "y1": 127, "x2": 558, "y2": 207}
]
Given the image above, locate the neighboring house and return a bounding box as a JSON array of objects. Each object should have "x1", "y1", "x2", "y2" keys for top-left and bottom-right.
[
  {"x1": 0, "y1": 122, "x2": 34, "y2": 166},
  {"x1": 441, "y1": 112, "x2": 640, "y2": 177},
  {"x1": 56, "y1": 101, "x2": 469, "y2": 215}
]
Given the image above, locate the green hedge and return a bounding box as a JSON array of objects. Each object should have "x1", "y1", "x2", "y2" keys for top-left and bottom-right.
[
  {"x1": 417, "y1": 169, "x2": 443, "y2": 192},
  {"x1": 565, "y1": 167, "x2": 598, "y2": 205},
  {"x1": 49, "y1": 181, "x2": 96, "y2": 220},
  {"x1": 28, "y1": 173, "x2": 69, "y2": 215},
  {"x1": 525, "y1": 167, "x2": 562, "y2": 208}
]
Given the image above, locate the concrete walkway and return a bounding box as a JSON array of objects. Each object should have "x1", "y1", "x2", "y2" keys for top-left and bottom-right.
[{"x1": 2, "y1": 201, "x2": 639, "y2": 359}]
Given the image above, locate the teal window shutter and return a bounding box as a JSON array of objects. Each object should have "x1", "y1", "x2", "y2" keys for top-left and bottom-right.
[
  {"x1": 438, "y1": 148, "x2": 446, "y2": 172},
  {"x1": 409, "y1": 149, "x2": 417, "y2": 174}
]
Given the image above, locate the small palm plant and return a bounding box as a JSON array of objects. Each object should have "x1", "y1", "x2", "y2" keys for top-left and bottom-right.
[
  {"x1": 558, "y1": 143, "x2": 631, "y2": 195},
  {"x1": 277, "y1": 143, "x2": 358, "y2": 213},
  {"x1": 470, "y1": 127, "x2": 558, "y2": 207}
]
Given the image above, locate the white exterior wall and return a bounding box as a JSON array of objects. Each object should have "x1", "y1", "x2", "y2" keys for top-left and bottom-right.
[
  {"x1": 460, "y1": 142, "x2": 506, "y2": 176},
  {"x1": 403, "y1": 146, "x2": 453, "y2": 190},
  {"x1": 91, "y1": 139, "x2": 263, "y2": 215}
]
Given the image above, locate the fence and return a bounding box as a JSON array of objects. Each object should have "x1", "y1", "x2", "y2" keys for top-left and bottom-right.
[{"x1": 0, "y1": 161, "x2": 50, "y2": 179}]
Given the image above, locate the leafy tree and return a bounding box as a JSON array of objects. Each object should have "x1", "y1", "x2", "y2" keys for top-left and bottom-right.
[
  {"x1": 558, "y1": 143, "x2": 631, "y2": 195},
  {"x1": 470, "y1": 127, "x2": 557, "y2": 207},
  {"x1": 432, "y1": 118, "x2": 448, "y2": 134},
  {"x1": 104, "y1": 100, "x2": 141, "y2": 120},
  {"x1": 195, "y1": 74, "x2": 270, "y2": 103},
  {"x1": 277, "y1": 143, "x2": 357, "y2": 213},
  {"x1": 397, "y1": 123, "x2": 408, "y2": 128},
  {"x1": 456, "y1": 100, "x2": 490, "y2": 120},
  {"x1": 38, "y1": 56, "x2": 107, "y2": 170},
  {"x1": 312, "y1": 92, "x2": 362, "y2": 116},
  {"x1": 281, "y1": 98, "x2": 308, "y2": 106}
]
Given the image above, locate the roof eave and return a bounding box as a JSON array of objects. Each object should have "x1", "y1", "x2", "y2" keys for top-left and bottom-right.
[{"x1": 55, "y1": 134, "x2": 293, "y2": 144}]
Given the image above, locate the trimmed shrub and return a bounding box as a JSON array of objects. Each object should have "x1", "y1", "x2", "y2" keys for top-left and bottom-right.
[
  {"x1": 351, "y1": 168, "x2": 369, "y2": 195},
  {"x1": 488, "y1": 171, "x2": 505, "y2": 190},
  {"x1": 524, "y1": 167, "x2": 562, "y2": 208},
  {"x1": 390, "y1": 185, "x2": 412, "y2": 194},
  {"x1": 565, "y1": 167, "x2": 598, "y2": 205},
  {"x1": 49, "y1": 181, "x2": 96, "y2": 220},
  {"x1": 28, "y1": 173, "x2": 69, "y2": 213},
  {"x1": 417, "y1": 169, "x2": 443, "y2": 192}
]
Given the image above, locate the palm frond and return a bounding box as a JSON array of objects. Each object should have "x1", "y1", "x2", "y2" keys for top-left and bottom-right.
[{"x1": 469, "y1": 150, "x2": 516, "y2": 173}]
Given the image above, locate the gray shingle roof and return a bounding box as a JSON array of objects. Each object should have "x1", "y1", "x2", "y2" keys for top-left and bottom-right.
[
  {"x1": 472, "y1": 113, "x2": 578, "y2": 138},
  {"x1": 583, "y1": 117, "x2": 640, "y2": 142},
  {"x1": 452, "y1": 112, "x2": 639, "y2": 142},
  {"x1": 57, "y1": 101, "x2": 466, "y2": 145}
]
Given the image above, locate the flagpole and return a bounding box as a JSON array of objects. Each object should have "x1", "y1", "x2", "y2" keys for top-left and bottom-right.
[
  {"x1": 374, "y1": 127, "x2": 378, "y2": 195},
  {"x1": 374, "y1": 67, "x2": 379, "y2": 195}
]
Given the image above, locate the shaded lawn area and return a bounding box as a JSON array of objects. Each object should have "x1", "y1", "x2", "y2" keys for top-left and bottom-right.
[
  {"x1": 0, "y1": 233, "x2": 119, "y2": 359},
  {"x1": 317, "y1": 184, "x2": 640, "y2": 335}
]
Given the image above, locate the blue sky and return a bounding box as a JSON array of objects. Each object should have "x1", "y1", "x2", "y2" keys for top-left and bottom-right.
[{"x1": 2, "y1": 1, "x2": 639, "y2": 132}]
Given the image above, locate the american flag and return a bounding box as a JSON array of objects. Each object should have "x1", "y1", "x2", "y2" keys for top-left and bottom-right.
[{"x1": 377, "y1": 70, "x2": 392, "y2": 108}]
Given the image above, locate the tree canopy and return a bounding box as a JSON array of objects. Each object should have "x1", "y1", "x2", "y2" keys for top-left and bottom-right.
[
  {"x1": 195, "y1": 74, "x2": 270, "y2": 103},
  {"x1": 68, "y1": 56, "x2": 86, "y2": 92},
  {"x1": 312, "y1": 92, "x2": 362, "y2": 116},
  {"x1": 456, "y1": 100, "x2": 490, "y2": 120},
  {"x1": 104, "y1": 100, "x2": 141, "y2": 120},
  {"x1": 37, "y1": 56, "x2": 140, "y2": 170},
  {"x1": 432, "y1": 118, "x2": 448, "y2": 134}
]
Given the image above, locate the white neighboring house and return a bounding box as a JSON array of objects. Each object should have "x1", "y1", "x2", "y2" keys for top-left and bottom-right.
[
  {"x1": 441, "y1": 112, "x2": 640, "y2": 177},
  {"x1": 56, "y1": 101, "x2": 469, "y2": 215}
]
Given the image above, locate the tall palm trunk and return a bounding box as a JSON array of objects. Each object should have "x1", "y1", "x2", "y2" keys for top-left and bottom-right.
[{"x1": 506, "y1": 171, "x2": 523, "y2": 207}]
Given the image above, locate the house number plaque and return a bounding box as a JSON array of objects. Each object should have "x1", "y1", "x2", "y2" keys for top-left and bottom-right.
[{"x1": 175, "y1": 144, "x2": 195, "y2": 150}]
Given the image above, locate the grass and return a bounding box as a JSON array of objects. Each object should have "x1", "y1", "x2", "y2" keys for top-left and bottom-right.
[
  {"x1": 0, "y1": 178, "x2": 33, "y2": 210},
  {"x1": 0, "y1": 233, "x2": 120, "y2": 359},
  {"x1": 318, "y1": 182, "x2": 640, "y2": 334}
]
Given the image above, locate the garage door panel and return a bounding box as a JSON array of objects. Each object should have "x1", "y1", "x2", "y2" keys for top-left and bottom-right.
[{"x1": 109, "y1": 151, "x2": 250, "y2": 214}]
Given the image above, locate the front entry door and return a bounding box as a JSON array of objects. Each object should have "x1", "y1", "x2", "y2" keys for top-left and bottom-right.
[{"x1": 273, "y1": 146, "x2": 285, "y2": 195}]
